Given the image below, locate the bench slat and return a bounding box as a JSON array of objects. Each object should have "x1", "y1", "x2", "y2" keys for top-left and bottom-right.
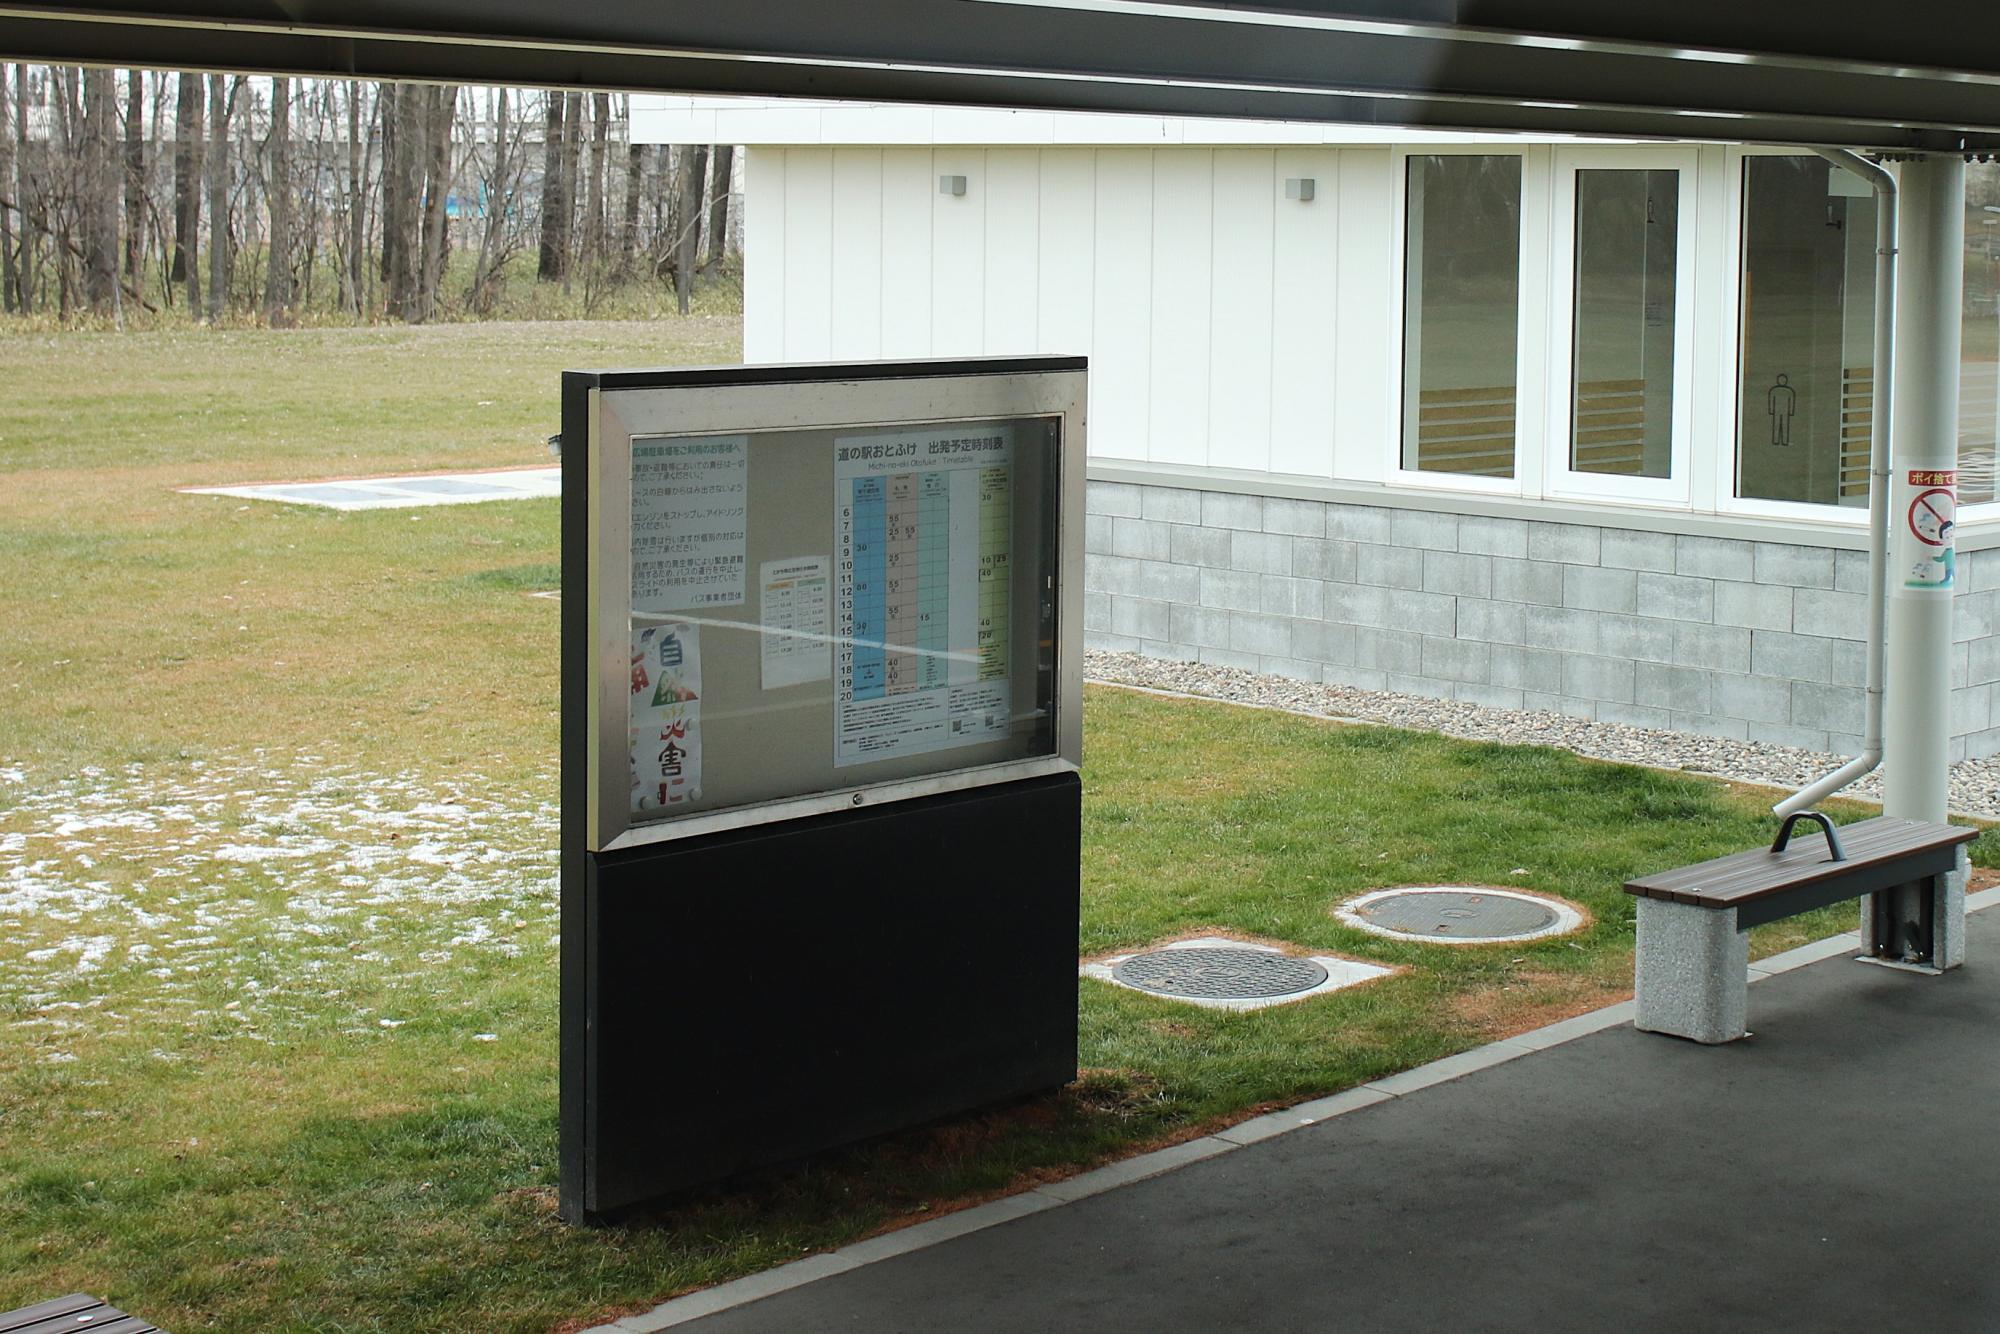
[
  {"x1": 1625, "y1": 816, "x2": 1977, "y2": 910},
  {"x1": 1629, "y1": 821, "x2": 1967, "y2": 905},
  {"x1": 1636, "y1": 821, "x2": 1948, "y2": 899},
  {"x1": 1, "y1": 1297, "x2": 106, "y2": 1333},
  {"x1": 0, "y1": 1296, "x2": 159, "y2": 1334}
]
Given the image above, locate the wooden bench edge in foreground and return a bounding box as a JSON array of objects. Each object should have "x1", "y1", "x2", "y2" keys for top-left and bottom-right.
[
  {"x1": 1623, "y1": 814, "x2": 1978, "y2": 1044},
  {"x1": 0, "y1": 1293, "x2": 164, "y2": 1334}
]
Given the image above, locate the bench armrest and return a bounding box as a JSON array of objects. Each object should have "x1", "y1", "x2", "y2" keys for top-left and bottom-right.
[{"x1": 1772, "y1": 811, "x2": 1846, "y2": 862}]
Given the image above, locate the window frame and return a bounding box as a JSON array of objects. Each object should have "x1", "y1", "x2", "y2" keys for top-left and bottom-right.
[
  {"x1": 1541, "y1": 145, "x2": 1701, "y2": 508},
  {"x1": 1714, "y1": 145, "x2": 1873, "y2": 527},
  {"x1": 1385, "y1": 143, "x2": 1548, "y2": 498}
]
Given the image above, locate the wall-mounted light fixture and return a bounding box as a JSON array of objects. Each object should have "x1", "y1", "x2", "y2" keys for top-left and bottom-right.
[
  {"x1": 939, "y1": 175, "x2": 968, "y2": 197},
  {"x1": 1284, "y1": 178, "x2": 1316, "y2": 202}
]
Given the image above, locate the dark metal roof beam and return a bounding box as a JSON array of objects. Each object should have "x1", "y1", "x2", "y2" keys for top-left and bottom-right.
[{"x1": 1, "y1": 3, "x2": 1995, "y2": 150}]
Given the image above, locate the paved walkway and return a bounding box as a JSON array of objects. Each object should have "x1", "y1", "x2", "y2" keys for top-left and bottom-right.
[
  {"x1": 183, "y1": 465, "x2": 559, "y2": 511},
  {"x1": 599, "y1": 900, "x2": 2000, "y2": 1333}
]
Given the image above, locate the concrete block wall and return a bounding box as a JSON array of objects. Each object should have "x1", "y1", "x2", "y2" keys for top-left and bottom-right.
[{"x1": 1084, "y1": 480, "x2": 2000, "y2": 762}]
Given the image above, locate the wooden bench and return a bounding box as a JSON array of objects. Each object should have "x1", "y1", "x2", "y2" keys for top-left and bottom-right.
[
  {"x1": 1624, "y1": 813, "x2": 1977, "y2": 1043},
  {"x1": 0, "y1": 1294, "x2": 163, "y2": 1334}
]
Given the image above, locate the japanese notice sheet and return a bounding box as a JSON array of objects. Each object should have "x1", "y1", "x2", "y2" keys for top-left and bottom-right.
[
  {"x1": 832, "y1": 424, "x2": 1014, "y2": 767},
  {"x1": 758, "y1": 555, "x2": 833, "y2": 690},
  {"x1": 631, "y1": 435, "x2": 748, "y2": 611},
  {"x1": 630, "y1": 621, "x2": 702, "y2": 813}
]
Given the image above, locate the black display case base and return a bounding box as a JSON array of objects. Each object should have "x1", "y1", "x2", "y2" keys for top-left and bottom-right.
[{"x1": 561, "y1": 771, "x2": 1081, "y2": 1222}]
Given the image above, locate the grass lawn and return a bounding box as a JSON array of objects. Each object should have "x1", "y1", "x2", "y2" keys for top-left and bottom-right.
[{"x1": 1, "y1": 321, "x2": 1989, "y2": 1332}]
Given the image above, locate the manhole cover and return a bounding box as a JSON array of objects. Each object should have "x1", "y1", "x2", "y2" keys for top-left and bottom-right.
[
  {"x1": 1337, "y1": 887, "x2": 1581, "y2": 943},
  {"x1": 1111, "y1": 947, "x2": 1329, "y2": 1000}
]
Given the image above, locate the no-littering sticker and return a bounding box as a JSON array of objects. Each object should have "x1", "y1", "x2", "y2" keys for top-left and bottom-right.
[{"x1": 1904, "y1": 469, "x2": 1956, "y2": 590}]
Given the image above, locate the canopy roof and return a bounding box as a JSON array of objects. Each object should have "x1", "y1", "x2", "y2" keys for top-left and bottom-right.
[{"x1": 5, "y1": 1, "x2": 2000, "y2": 151}]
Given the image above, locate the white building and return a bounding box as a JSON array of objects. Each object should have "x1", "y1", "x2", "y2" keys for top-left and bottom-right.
[{"x1": 634, "y1": 96, "x2": 2000, "y2": 760}]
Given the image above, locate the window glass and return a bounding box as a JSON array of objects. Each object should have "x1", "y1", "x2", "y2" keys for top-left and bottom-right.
[
  {"x1": 1964, "y1": 160, "x2": 2000, "y2": 504},
  {"x1": 1401, "y1": 155, "x2": 1522, "y2": 479},
  {"x1": 1571, "y1": 168, "x2": 1678, "y2": 479},
  {"x1": 1736, "y1": 156, "x2": 1877, "y2": 506}
]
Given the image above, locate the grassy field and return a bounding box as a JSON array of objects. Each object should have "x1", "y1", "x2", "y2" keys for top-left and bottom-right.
[{"x1": 0, "y1": 321, "x2": 1984, "y2": 1332}]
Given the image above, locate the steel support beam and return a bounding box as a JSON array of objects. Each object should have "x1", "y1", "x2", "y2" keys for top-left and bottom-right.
[{"x1": 1884, "y1": 155, "x2": 1966, "y2": 824}]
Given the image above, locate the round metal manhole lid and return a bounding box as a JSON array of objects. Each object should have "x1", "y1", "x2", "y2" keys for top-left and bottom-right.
[
  {"x1": 1337, "y1": 887, "x2": 1582, "y2": 944},
  {"x1": 1111, "y1": 947, "x2": 1330, "y2": 1000}
]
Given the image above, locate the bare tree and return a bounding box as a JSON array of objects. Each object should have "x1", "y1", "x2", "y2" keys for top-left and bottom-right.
[
  {"x1": 704, "y1": 144, "x2": 733, "y2": 276},
  {"x1": 204, "y1": 73, "x2": 236, "y2": 318},
  {"x1": 122, "y1": 70, "x2": 143, "y2": 281},
  {"x1": 620, "y1": 136, "x2": 644, "y2": 279},
  {"x1": 340, "y1": 80, "x2": 364, "y2": 315},
  {"x1": 0, "y1": 66, "x2": 16, "y2": 312},
  {"x1": 675, "y1": 143, "x2": 708, "y2": 316},
  {"x1": 468, "y1": 85, "x2": 529, "y2": 312},
  {"x1": 585, "y1": 90, "x2": 609, "y2": 270},
  {"x1": 172, "y1": 72, "x2": 201, "y2": 307},
  {"x1": 378, "y1": 81, "x2": 406, "y2": 305},
  {"x1": 414, "y1": 84, "x2": 457, "y2": 320},
  {"x1": 537, "y1": 89, "x2": 566, "y2": 281},
  {"x1": 12, "y1": 65, "x2": 36, "y2": 313},
  {"x1": 263, "y1": 76, "x2": 292, "y2": 325},
  {"x1": 559, "y1": 90, "x2": 583, "y2": 291},
  {"x1": 81, "y1": 66, "x2": 119, "y2": 315}
]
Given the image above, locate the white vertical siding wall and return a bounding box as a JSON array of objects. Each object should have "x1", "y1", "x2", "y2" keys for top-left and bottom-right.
[
  {"x1": 1208, "y1": 149, "x2": 1277, "y2": 472},
  {"x1": 742, "y1": 148, "x2": 785, "y2": 363},
  {"x1": 983, "y1": 149, "x2": 1041, "y2": 353},
  {"x1": 1092, "y1": 149, "x2": 1154, "y2": 460},
  {"x1": 829, "y1": 149, "x2": 884, "y2": 357},
  {"x1": 781, "y1": 149, "x2": 835, "y2": 361},
  {"x1": 748, "y1": 144, "x2": 1385, "y2": 474},
  {"x1": 880, "y1": 148, "x2": 933, "y2": 356}
]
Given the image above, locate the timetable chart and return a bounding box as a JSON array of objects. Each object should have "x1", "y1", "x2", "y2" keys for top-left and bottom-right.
[{"x1": 834, "y1": 424, "x2": 1016, "y2": 766}]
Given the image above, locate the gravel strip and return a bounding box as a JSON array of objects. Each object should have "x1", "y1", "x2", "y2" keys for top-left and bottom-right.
[{"x1": 1084, "y1": 650, "x2": 2000, "y2": 822}]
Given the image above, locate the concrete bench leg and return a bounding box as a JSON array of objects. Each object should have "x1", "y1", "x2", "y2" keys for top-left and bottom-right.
[
  {"x1": 1634, "y1": 898, "x2": 1747, "y2": 1044},
  {"x1": 1860, "y1": 845, "x2": 1969, "y2": 972}
]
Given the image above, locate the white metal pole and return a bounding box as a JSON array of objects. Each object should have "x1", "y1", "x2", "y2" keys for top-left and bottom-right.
[{"x1": 1883, "y1": 154, "x2": 1966, "y2": 824}]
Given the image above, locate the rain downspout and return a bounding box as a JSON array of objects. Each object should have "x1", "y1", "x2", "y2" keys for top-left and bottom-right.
[{"x1": 1774, "y1": 149, "x2": 1896, "y2": 818}]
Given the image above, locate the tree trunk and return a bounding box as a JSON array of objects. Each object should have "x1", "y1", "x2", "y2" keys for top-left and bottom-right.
[
  {"x1": 704, "y1": 144, "x2": 733, "y2": 276},
  {"x1": 391, "y1": 86, "x2": 425, "y2": 319},
  {"x1": 263, "y1": 76, "x2": 292, "y2": 325},
  {"x1": 377, "y1": 82, "x2": 403, "y2": 293},
  {"x1": 13, "y1": 65, "x2": 34, "y2": 313},
  {"x1": 0, "y1": 65, "x2": 16, "y2": 312},
  {"x1": 559, "y1": 90, "x2": 583, "y2": 291},
  {"x1": 171, "y1": 73, "x2": 199, "y2": 292},
  {"x1": 173, "y1": 73, "x2": 202, "y2": 309},
  {"x1": 81, "y1": 66, "x2": 119, "y2": 315},
  {"x1": 342, "y1": 80, "x2": 364, "y2": 315},
  {"x1": 415, "y1": 85, "x2": 456, "y2": 321},
  {"x1": 675, "y1": 143, "x2": 708, "y2": 317},
  {"x1": 585, "y1": 91, "x2": 608, "y2": 269},
  {"x1": 205, "y1": 73, "x2": 232, "y2": 318},
  {"x1": 123, "y1": 70, "x2": 144, "y2": 280},
  {"x1": 621, "y1": 140, "x2": 644, "y2": 277},
  {"x1": 536, "y1": 90, "x2": 566, "y2": 281}
]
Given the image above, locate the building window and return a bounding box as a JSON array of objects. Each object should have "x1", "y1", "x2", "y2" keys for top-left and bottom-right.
[
  {"x1": 1736, "y1": 156, "x2": 1877, "y2": 507},
  {"x1": 1964, "y1": 159, "x2": 2000, "y2": 505},
  {"x1": 1570, "y1": 168, "x2": 1678, "y2": 480},
  {"x1": 1401, "y1": 155, "x2": 1522, "y2": 479}
]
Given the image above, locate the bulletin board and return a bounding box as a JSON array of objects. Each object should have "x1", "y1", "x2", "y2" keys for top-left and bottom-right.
[{"x1": 576, "y1": 360, "x2": 1086, "y2": 851}]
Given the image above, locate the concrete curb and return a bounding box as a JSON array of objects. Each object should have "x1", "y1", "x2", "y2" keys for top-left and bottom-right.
[{"x1": 580, "y1": 902, "x2": 1994, "y2": 1333}]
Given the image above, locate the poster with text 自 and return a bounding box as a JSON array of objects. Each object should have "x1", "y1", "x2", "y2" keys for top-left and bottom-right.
[{"x1": 630, "y1": 621, "x2": 702, "y2": 814}]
